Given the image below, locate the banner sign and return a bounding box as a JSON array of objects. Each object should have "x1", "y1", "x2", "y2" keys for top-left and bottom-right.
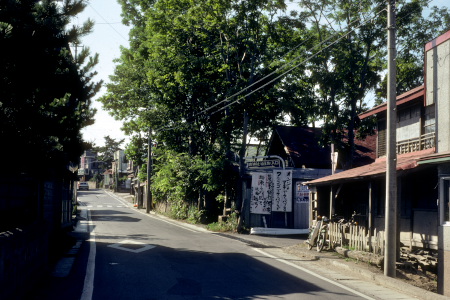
[
  {"x1": 272, "y1": 170, "x2": 293, "y2": 212},
  {"x1": 250, "y1": 173, "x2": 273, "y2": 214},
  {"x1": 247, "y1": 160, "x2": 280, "y2": 168}
]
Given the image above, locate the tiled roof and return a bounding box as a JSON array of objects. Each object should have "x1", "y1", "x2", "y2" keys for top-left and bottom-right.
[
  {"x1": 267, "y1": 126, "x2": 376, "y2": 169},
  {"x1": 359, "y1": 85, "x2": 424, "y2": 120},
  {"x1": 304, "y1": 148, "x2": 436, "y2": 186}
]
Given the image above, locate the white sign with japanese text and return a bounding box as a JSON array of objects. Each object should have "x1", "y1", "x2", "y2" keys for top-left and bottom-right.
[
  {"x1": 250, "y1": 173, "x2": 273, "y2": 214},
  {"x1": 272, "y1": 170, "x2": 292, "y2": 212}
]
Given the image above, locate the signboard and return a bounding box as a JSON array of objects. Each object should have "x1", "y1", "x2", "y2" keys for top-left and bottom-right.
[
  {"x1": 272, "y1": 170, "x2": 293, "y2": 212},
  {"x1": 247, "y1": 160, "x2": 280, "y2": 168},
  {"x1": 250, "y1": 173, "x2": 273, "y2": 214},
  {"x1": 77, "y1": 169, "x2": 89, "y2": 176},
  {"x1": 250, "y1": 170, "x2": 293, "y2": 214},
  {"x1": 296, "y1": 182, "x2": 309, "y2": 203}
]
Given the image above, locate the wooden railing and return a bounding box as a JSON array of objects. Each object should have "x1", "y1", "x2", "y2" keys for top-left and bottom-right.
[
  {"x1": 328, "y1": 222, "x2": 385, "y2": 255},
  {"x1": 397, "y1": 132, "x2": 435, "y2": 154}
]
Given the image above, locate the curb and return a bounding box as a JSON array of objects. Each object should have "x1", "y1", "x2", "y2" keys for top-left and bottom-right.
[{"x1": 283, "y1": 245, "x2": 445, "y2": 300}]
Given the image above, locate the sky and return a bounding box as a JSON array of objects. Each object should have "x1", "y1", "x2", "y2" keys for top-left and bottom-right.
[
  {"x1": 77, "y1": 0, "x2": 448, "y2": 147},
  {"x1": 75, "y1": 0, "x2": 130, "y2": 147}
]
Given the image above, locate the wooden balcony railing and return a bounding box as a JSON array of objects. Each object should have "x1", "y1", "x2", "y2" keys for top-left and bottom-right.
[{"x1": 397, "y1": 132, "x2": 435, "y2": 155}]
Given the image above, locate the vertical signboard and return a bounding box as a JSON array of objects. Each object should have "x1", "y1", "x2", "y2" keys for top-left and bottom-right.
[
  {"x1": 272, "y1": 170, "x2": 292, "y2": 212},
  {"x1": 250, "y1": 173, "x2": 273, "y2": 214},
  {"x1": 296, "y1": 182, "x2": 309, "y2": 203}
]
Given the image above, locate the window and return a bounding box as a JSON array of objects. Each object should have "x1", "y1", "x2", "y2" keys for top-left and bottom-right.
[
  {"x1": 377, "y1": 119, "x2": 386, "y2": 157},
  {"x1": 423, "y1": 105, "x2": 435, "y2": 134}
]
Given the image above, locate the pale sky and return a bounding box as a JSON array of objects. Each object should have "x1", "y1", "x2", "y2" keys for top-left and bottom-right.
[
  {"x1": 77, "y1": 0, "x2": 448, "y2": 147},
  {"x1": 76, "y1": 0, "x2": 130, "y2": 147}
]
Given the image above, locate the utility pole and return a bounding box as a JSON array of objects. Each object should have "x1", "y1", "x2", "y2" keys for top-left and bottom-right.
[
  {"x1": 237, "y1": 110, "x2": 249, "y2": 232},
  {"x1": 71, "y1": 42, "x2": 83, "y2": 61},
  {"x1": 385, "y1": 0, "x2": 397, "y2": 278},
  {"x1": 146, "y1": 127, "x2": 153, "y2": 213}
]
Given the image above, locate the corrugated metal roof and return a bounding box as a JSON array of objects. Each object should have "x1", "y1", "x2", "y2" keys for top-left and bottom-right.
[{"x1": 304, "y1": 148, "x2": 436, "y2": 186}]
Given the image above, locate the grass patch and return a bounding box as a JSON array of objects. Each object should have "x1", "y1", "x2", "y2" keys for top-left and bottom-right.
[{"x1": 207, "y1": 213, "x2": 238, "y2": 232}]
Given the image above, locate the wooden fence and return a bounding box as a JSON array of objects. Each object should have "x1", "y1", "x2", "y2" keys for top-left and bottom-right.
[{"x1": 327, "y1": 222, "x2": 385, "y2": 255}]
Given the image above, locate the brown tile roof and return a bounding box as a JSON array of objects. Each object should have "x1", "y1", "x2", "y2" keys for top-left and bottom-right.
[
  {"x1": 304, "y1": 148, "x2": 436, "y2": 186},
  {"x1": 267, "y1": 126, "x2": 376, "y2": 169}
]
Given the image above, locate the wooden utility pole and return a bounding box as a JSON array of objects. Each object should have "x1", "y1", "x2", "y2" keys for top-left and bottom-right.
[
  {"x1": 146, "y1": 128, "x2": 153, "y2": 213},
  {"x1": 237, "y1": 110, "x2": 249, "y2": 232},
  {"x1": 385, "y1": 0, "x2": 397, "y2": 278}
]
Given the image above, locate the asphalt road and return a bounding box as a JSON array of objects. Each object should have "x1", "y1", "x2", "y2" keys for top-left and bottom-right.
[{"x1": 32, "y1": 189, "x2": 393, "y2": 300}]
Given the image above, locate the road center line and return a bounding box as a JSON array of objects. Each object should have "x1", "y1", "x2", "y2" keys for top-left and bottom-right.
[{"x1": 252, "y1": 248, "x2": 376, "y2": 300}]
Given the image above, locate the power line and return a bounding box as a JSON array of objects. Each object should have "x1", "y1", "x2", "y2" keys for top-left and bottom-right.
[
  {"x1": 192, "y1": 6, "x2": 387, "y2": 119},
  {"x1": 210, "y1": 8, "x2": 387, "y2": 116},
  {"x1": 154, "y1": 0, "x2": 434, "y2": 133},
  {"x1": 88, "y1": 4, "x2": 128, "y2": 42}
]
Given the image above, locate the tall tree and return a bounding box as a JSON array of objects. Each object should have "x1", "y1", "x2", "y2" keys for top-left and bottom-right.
[
  {"x1": 95, "y1": 135, "x2": 125, "y2": 168},
  {"x1": 290, "y1": 0, "x2": 450, "y2": 168},
  {"x1": 100, "y1": 0, "x2": 306, "y2": 211},
  {"x1": 101, "y1": 0, "x2": 305, "y2": 155},
  {"x1": 0, "y1": 0, "x2": 101, "y2": 173}
]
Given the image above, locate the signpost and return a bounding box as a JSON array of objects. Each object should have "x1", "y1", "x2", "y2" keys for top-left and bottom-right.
[
  {"x1": 245, "y1": 155, "x2": 285, "y2": 169},
  {"x1": 247, "y1": 160, "x2": 280, "y2": 168}
]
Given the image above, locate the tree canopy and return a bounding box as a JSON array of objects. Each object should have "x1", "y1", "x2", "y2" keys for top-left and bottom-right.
[
  {"x1": 0, "y1": 0, "x2": 101, "y2": 174},
  {"x1": 94, "y1": 135, "x2": 125, "y2": 168},
  {"x1": 100, "y1": 0, "x2": 450, "y2": 218}
]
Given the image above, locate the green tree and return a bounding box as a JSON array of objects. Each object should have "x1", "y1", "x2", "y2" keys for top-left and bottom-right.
[
  {"x1": 94, "y1": 135, "x2": 125, "y2": 168},
  {"x1": 0, "y1": 0, "x2": 101, "y2": 173},
  {"x1": 100, "y1": 0, "x2": 305, "y2": 213},
  {"x1": 290, "y1": 0, "x2": 450, "y2": 168}
]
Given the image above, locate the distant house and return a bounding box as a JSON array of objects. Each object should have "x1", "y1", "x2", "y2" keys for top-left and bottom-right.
[
  {"x1": 103, "y1": 169, "x2": 113, "y2": 188},
  {"x1": 242, "y1": 126, "x2": 376, "y2": 233},
  {"x1": 112, "y1": 150, "x2": 132, "y2": 191},
  {"x1": 78, "y1": 150, "x2": 103, "y2": 182},
  {"x1": 304, "y1": 30, "x2": 450, "y2": 296}
]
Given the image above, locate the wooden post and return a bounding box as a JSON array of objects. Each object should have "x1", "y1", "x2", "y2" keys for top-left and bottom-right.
[{"x1": 368, "y1": 181, "x2": 373, "y2": 252}]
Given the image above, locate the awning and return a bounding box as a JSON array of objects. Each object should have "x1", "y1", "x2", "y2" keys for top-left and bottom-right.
[
  {"x1": 417, "y1": 151, "x2": 450, "y2": 165},
  {"x1": 304, "y1": 148, "x2": 435, "y2": 186}
]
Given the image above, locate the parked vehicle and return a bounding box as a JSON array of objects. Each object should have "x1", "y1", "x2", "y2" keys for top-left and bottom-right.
[{"x1": 78, "y1": 182, "x2": 89, "y2": 190}]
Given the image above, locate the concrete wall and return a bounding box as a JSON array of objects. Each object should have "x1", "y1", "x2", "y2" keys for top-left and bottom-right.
[
  {"x1": 427, "y1": 39, "x2": 450, "y2": 152},
  {"x1": 429, "y1": 33, "x2": 450, "y2": 295},
  {"x1": 438, "y1": 225, "x2": 450, "y2": 295}
]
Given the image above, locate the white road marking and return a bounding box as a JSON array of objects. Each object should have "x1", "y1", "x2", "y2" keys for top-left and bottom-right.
[
  {"x1": 80, "y1": 209, "x2": 96, "y2": 300},
  {"x1": 103, "y1": 190, "x2": 205, "y2": 233},
  {"x1": 108, "y1": 239, "x2": 156, "y2": 253},
  {"x1": 252, "y1": 248, "x2": 376, "y2": 300}
]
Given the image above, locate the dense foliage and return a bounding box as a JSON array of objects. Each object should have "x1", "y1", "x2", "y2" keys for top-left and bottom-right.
[
  {"x1": 94, "y1": 135, "x2": 125, "y2": 168},
  {"x1": 100, "y1": 0, "x2": 450, "y2": 220},
  {"x1": 0, "y1": 0, "x2": 101, "y2": 174}
]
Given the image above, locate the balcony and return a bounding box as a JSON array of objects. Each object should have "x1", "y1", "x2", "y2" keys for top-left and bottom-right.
[{"x1": 397, "y1": 132, "x2": 435, "y2": 155}]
